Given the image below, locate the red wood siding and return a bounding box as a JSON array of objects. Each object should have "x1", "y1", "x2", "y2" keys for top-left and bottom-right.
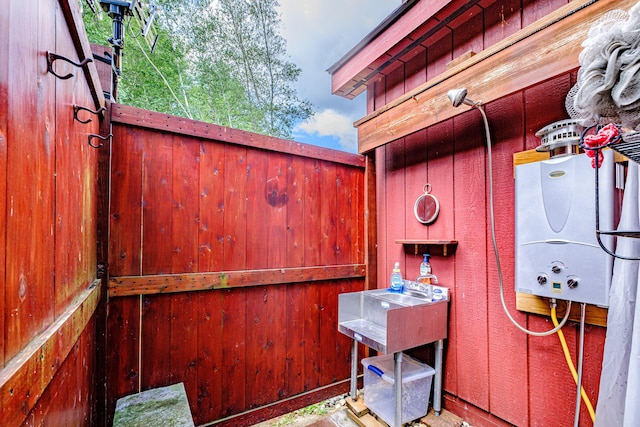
[
  {"x1": 106, "y1": 107, "x2": 367, "y2": 425},
  {"x1": 1, "y1": 0, "x2": 103, "y2": 425},
  {"x1": 370, "y1": 1, "x2": 603, "y2": 426}
]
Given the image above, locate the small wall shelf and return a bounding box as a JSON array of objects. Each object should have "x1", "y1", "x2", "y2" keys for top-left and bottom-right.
[{"x1": 396, "y1": 240, "x2": 458, "y2": 256}]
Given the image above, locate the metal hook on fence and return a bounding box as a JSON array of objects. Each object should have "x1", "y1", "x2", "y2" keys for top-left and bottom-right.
[
  {"x1": 46, "y1": 51, "x2": 93, "y2": 80},
  {"x1": 87, "y1": 133, "x2": 112, "y2": 149},
  {"x1": 73, "y1": 105, "x2": 106, "y2": 124}
]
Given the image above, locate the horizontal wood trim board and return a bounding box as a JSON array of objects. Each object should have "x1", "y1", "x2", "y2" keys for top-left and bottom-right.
[
  {"x1": 355, "y1": 0, "x2": 632, "y2": 153},
  {"x1": 109, "y1": 264, "x2": 367, "y2": 297},
  {"x1": 516, "y1": 293, "x2": 607, "y2": 327},
  {"x1": 0, "y1": 280, "x2": 101, "y2": 427},
  {"x1": 110, "y1": 104, "x2": 366, "y2": 168}
]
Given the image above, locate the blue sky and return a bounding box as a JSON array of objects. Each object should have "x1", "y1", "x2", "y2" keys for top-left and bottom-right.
[{"x1": 278, "y1": 1, "x2": 400, "y2": 152}]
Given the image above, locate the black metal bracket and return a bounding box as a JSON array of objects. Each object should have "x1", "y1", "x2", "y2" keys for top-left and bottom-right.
[
  {"x1": 73, "y1": 105, "x2": 106, "y2": 124},
  {"x1": 46, "y1": 51, "x2": 93, "y2": 80},
  {"x1": 87, "y1": 133, "x2": 112, "y2": 149}
]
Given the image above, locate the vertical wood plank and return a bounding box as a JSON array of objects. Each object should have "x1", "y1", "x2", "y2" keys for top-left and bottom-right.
[
  {"x1": 0, "y1": 0, "x2": 8, "y2": 368},
  {"x1": 523, "y1": 0, "x2": 570, "y2": 27},
  {"x1": 265, "y1": 153, "x2": 288, "y2": 399},
  {"x1": 246, "y1": 148, "x2": 269, "y2": 269},
  {"x1": 285, "y1": 283, "x2": 305, "y2": 396},
  {"x1": 425, "y1": 29, "x2": 452, "y2": 81},
  {"x1": 336, "y1": 165, "x2": 357, "y2": 265},
  {"x1": 267, "y1": 153, "x2": 288, "y2": 268},
  {"x1": 221, "y1": 288, "x2": 246, "y2": 415},
  {"x1": 245, "y1": 285, "x2": 286, "y2": 408},
  {"x1": 320, "y1": 281, "x2": 338, "y2": 385},
  {"x1": 304, "y1": 282, "x2": 321, "y2": 391},
  {"x1": 5, "y1": 0, "x2": 55, "y2": 360},
  {"x1": 383, "y1": 137, "x2": 406, "y2": 283},
  {"x1": 172, "y1": 136, "x2": 200, "y2": 273},
  {"x1": 170, "y1": 293, "x2": 198, "y2": 416},
  {"x1": 106, "y1": 296, "x2": 141, "y2": 425},
  {"x1": 365, "y1": 155, "x2": 377, "y2": 291},
  {"x1": 142, "y1": 131, "x2": 174, "y2": 275},
  {"x1": 452, "y1": 109, "x2": 489, "y2": 410},
  {"x1": 320, "y1": 161, "x2": 338, "y2": 266},
  {"x1": 426, "y1": 120, "x2": 456, "y2": 394},
  {"x1": 304, "y1": 159, "x2": 322, "y2": 267},
  {"x1": 170, "y1": 135, "x2": 200, "y2": 416},
  {"x1": 484, "y1": 0, "x2": 523, "y2": 46},
  {"x1": 404, "y1": 48, "x2": 427, "y2": 94},
  {"x1": 141, "y1": 294, "x2": 172, "y2": 390},
  {"x1": 581, "y1": 325, "x2": 605, "y2": 421},
  {"x1": 287, "y1": 155, "x2": 305, "y2": 267},
  {"x1": 140, "y1": 132, "x2": 174, "y2": 396},
  {"x1": 109, "y1": 124, "x2": 144, "y2": 277},
  {"x1": 485, "y1": 93, "x2": 529, "y2": 426},
  {"x1": 195, "y1": 291, "x2": 224, "y2": 424},
  {"x1": 403, "y1": 130, "x2": 428, "y2": 280},
  {"x1": 285, "y1": 156, "x2": 306, "y2": 396},
  {"x1": 224, "y1": 145, "x2": 247, "y2": 270},
  {"x1": 198, "y1": 140, "x2": 225, "y2": 271},
  {"x1": 451, "y1": 6, "x2": 484, "y2": 59},
  {"x1": 528, "y1": 319, "x2": 577, "y2": 427}
]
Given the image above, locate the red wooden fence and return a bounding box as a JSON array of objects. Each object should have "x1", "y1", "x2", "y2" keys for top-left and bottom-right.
[
  {"x1": 1, "y1": 0, "x2": 105, "y2": 425},
  {"x1": 105, "y1": 104, "x2": 369, "y2": 425}
]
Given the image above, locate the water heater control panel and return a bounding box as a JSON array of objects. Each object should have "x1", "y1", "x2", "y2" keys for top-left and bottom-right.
[{"x1": 515, "y1": 151, "x2": 614, "y2": 307}]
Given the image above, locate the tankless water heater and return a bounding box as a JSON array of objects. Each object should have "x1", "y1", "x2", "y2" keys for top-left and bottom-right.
[{"x1": 515, "y1": 150, "x2": 614, "y2": 307}]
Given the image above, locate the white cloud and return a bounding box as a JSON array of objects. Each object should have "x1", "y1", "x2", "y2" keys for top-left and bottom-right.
[
  {"x1": 295, "y1": 109, "x2": 357, "y2": 151},
  {"x1": 278, "y1": 1, "x2": 399, "y2": 150}
]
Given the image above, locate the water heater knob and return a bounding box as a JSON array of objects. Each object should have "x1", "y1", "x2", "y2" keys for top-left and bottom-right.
[
  {"x1": 551, "y1": 265, "x2": 562, "y2": 274},
  {"x1": 537, "y1": 274, "x2": 547, "y2": 285},
  {"x1": 567, "y1": 278, "x2": 579, "y2": 289}
]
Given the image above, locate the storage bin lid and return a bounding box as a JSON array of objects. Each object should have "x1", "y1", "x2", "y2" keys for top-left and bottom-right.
[{"x1": 362, "y1": 354, "x2": 435, "y2": 384}]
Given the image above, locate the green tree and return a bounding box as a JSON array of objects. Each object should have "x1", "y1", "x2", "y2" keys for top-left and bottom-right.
[{"x1": 82, "y1": 0, "x2": 313, "y2": 139}]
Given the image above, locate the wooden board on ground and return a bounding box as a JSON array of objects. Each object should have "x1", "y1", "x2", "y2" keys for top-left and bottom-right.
[
  {"x1": 346, "y1": 397, "x2": 369, "y2": 418},
  {"x1": 421, "y1": 408, "x2": 465, "y2": 427},
  {"x1": 347, "y1": 410, "x2": 386, "y2": 427}
]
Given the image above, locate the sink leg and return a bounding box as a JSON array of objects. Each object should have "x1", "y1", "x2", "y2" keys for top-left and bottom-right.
[
  {"x1": 434, "y1": 339, "x2": 444, "y2": 416},
  {"x1": 394, "y1": 352, "x2": 403, "y2": 427},
  {"x1": 350, "y1": 339, "x2": 358, "y2": 400}
]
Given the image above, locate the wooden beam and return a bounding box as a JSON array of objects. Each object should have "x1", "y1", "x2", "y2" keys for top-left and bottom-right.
[
  {"x1": 516, "y1": 293, "x2": 607, "y2": 327},
  {"x1": 364, "y1": 155, "x2": 377, "y2": 291},
  {"x1": 111, "y1": 104, "x2": 366, "y2": 167},
  {"x1": 0, "y1": 280, "x2": 101, "y2": 426},
  {"x1": 355, "y1": 0, "x2": 635, "y2": 153},
  {"x1": 329, "y1": 0, "x2": 453, "y2": 98},
  {"x1": 108, "y1": 264, "x2": 367, "y2": 297},
  {"x1": 58, "y1": 0, "x2": 105, "y2": 109}
]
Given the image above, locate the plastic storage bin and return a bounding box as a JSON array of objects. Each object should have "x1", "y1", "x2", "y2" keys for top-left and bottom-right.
[{"x1": 362, "y1": 354, "x2": 435, "y2": 427}]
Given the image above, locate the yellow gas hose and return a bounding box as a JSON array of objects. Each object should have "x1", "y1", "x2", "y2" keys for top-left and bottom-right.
[{"x1": 550, "y1": 306, "x2": 596, "y2": 422}]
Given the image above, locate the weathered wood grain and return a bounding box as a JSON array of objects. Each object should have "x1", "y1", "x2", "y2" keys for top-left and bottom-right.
[
  {"x1": 0, "y1": 281, "x2": 100, "y2": 427},
  {"x1": 355, "y1": 0, "x2": 635, "y2": 153},
  {"x1": 108, "y1": 264, "x2": 366, "y2": 296},
  {"x1": 111, "y1": 103, "x2": 365, "y2": 167}
]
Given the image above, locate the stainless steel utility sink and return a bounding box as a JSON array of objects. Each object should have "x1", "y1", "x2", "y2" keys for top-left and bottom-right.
[{"x1": 338, "y1": 286, "x2": 449, "y2": 354}]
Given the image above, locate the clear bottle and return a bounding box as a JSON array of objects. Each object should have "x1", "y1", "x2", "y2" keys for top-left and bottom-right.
[
  {"x1": 416, "y1": 254, "x2": 437, "y2": 298},
  {"x1": 419, "y1": 254, "x2": 431, "y2": 276},
  {"x1": 390, "y1": 262, "x2": 404, "y2": 293}
]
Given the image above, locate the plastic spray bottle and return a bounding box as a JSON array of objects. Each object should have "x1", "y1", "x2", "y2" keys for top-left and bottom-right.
[{"x1": 390, "y1": 262, "x2": 404, "y2": 293}]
